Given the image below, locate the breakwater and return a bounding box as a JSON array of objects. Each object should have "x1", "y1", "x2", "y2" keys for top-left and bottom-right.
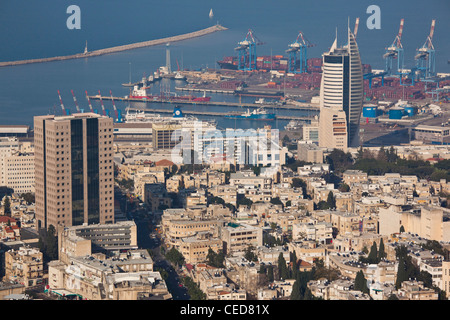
[{"x1": 0, "y1": 24, "x2": 227, "y2": 67}]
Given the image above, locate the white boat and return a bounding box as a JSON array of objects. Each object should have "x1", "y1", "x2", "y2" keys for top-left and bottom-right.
[
  {"x1": 209, "y1": 9, "x2": 213, "y2": 18},
  {"x1": 124, "y1": 107, "x2": 217, "y2": 128},
  {"x1": 174, "y1": 72, "x2": 186, "y2": 80}
]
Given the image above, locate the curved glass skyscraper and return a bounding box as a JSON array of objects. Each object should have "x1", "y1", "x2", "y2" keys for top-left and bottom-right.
[{"x1": 319, "y1": 27, "x2": 364, "y2": 150}]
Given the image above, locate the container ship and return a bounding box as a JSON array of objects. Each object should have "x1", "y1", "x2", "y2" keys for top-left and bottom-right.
[
  {"x1": 126, "y1": 85, "x2": 211, "y2": 102},
  {"x1": 225, "y1": 107, "x2": 275, "y2": 120}
]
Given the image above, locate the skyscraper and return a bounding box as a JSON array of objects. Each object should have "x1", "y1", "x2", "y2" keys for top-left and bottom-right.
[
  {"x1": 319, "y1": 27, "x2": 364, "y2": 150},
  {"x1": 34, "y1": 113, "x2": 114, "y2": 230}
]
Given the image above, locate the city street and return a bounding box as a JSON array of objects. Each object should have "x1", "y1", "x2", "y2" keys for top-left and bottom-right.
[{"x1": 135, "y1": 216, "x2": 190, "y2": 300}]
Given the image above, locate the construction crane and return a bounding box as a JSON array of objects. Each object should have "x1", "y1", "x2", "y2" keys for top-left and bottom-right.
[
  {"x1": 98, "y1": 90, "x2": 106, "y2": 116},
  {"x1": 57, "y1": 90, "x2": 68, "y2": 115},
  {"x1": 71, "y1": 90, "x2": 81, "y2": 113},
  {"x1": 286, "y1": 31, "x2": 315, "y2": 74},
  {"x1": 383, "y1": 19, "x2": 405, "y2": 77},
  {"x1": 415, "y1": 19, "x2": 436, "y2": 79},
  {"x1": 234, "y1": 29, "x2": 264, "y2": 71},
  {"x1": 85, "y1": 91, "x2": 94, "y2": 113},
  {"x1": 110, "y1": 90, "x2": 119, "y2": 122}
]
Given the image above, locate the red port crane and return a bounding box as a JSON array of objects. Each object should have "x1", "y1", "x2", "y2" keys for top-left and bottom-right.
[
  {"x1": 98, "y1": 90, "x2": 106, "y2": 116},
  {"x1": 57, "y1": 90, "x2": 68, "y2": 115},
  {"x1": 85, "y1": 91, "x2": 94, "y2": 113},
  {"x1": 71, "y1": 90, "x2": 81, "y2": 113},
  {"x1": 110, "y1": 90, "x2": 119, "y2": 121}
]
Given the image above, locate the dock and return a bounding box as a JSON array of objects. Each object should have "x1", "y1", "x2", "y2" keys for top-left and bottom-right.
[
  {"x1": 0, "y1": 25, "x2": 227, "y2": 67},
  {"x1": 121, "y1": 107, "x2": 313, "y2": 122},
  {"x1": 88, "y1": 95, "x2": 320, "y2": 112}
]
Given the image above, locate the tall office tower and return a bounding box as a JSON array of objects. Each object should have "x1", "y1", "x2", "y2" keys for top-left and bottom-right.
[
  {"x1": 319, "y1": 27, "x2": 364, "y2": 150},
  {"x1": 34, "y1": 113, "x2": 114, "y2": 231}
]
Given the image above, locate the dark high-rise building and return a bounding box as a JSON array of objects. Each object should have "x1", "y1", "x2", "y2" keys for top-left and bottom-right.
[{"x1": 34, "y1": 113, "x2": 114, "y2": 230}]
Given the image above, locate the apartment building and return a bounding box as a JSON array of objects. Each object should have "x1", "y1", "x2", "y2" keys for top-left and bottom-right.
[
  {"x1": 2, "y1": 152, "x2": 35, "y2": 194},
  {"x1": 4, "y1": 246, "x2": 44, "y2": 287},
  {"x1": 221, "y1": 223, "x2": 263, "y2": 255},
  {"x1": 58, "y1": 221, "x2": 138, "y2": 263}
]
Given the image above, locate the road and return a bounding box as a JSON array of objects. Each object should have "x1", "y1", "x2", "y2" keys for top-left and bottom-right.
[{"x1": 134, "y1": 216, "x2": 190, "y2": 300}]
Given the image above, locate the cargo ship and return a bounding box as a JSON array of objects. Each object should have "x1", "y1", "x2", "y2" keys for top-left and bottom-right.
[
  {"x1": 217, "y1": 57, "x2": 239, "y2": 70},
  {"x1": 225, "y1": 107, "x2": 275, "y2": 120},
  {"x1": 126, "y1": 85, "x2": 211, "y2": 102},
  {"x1": 234, "y1": 86, "x2": 284, "y2": 99}
]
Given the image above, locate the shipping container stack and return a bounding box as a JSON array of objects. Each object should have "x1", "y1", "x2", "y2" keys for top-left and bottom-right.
[{"x1": 363, "y1": 76, "x2": 428, "y2": 101}]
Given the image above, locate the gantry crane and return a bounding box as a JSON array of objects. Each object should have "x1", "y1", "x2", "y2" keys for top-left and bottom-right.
[
  {"x1": 234, "y1": 29, "x2": 264, "y2": 71},
  {"x1": 383, "y1": 19, "x2": 405, "y2": 77},
  {"x1": 286, "y1": 31, "x2": 315, "y2": 74},
  {"x1": 415, "y1": 19, "x2": 436, "y2": 79}
]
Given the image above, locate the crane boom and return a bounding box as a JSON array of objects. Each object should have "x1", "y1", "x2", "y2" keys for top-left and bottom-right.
[
  {"x1": 353, "y1": 17, "x2": 360, "y2": 38},
  {"x1": 398, "y1": 18, "x2": 404, "y2": 41},
  {"x1": 98, "y1": 90, "x2": 106, "y2": 116},
  {"x1": 85, "y1": 91, "x2": 94, "y2": 113},
  {"x1": 110, "y1": 90, "x2": 119, "y2": 120},
  {"x1": 57, "y1": 90, "x2": 68, "y2": 115},
  {"x1": 71, "y1": 90, "x2": 81, "y2": 113}
]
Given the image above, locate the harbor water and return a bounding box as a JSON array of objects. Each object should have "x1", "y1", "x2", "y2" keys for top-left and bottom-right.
[{"x1": 0, "y1": 0, "x2": 448, "y2": 129}]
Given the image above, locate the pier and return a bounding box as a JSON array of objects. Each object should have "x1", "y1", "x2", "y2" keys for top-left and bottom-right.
[
  {"x1": 0, "y1": 25, "x2": 227, "y2": 67},
  {"x1": 120, "y1": 107, "x2": 313, "y2": 122},
  {"x1": 88, "y1": 95, "x2": 320, "y2": 112}
]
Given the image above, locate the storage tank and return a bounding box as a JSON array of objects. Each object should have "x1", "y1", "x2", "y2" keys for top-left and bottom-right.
[
  {"x1": 362, "y1": 106, "x2": 378, "y2": 118},
  {"x1": 404, "y1": 105, "x2": 417, "y2": 117},
  {"x1": 389, "y1": 107, "x2": 404, "y2": 120}
]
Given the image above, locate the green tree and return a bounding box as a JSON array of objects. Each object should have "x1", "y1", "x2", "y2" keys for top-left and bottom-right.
[
  {"x1": 39, "y1": 225, "x2": 58, "y2": 262},
  {"x1": 367, "y1": 241, "x2": 378, "y2": 264},
  {"x1": 182, "y1": 276, "x2": 206, "y2": 300},
  {"x1": 395, "y1": 257, "x2": 407, "y2": 289},
  {"x1": 315, "y1": 201, "x2": 330, "y2": 210},
  {"x1": 267, "y1": 265, "x2": 274, "y2": 282},
  {"x1": 206, "y1": 248, "x2": 225, "y2": 268},
  {"x1": 21, "y1": 193, "x2": 35, "y2": 204},
  {"x1": 244, "y1": 245, "x2": 258, "y2": 262},
  {"x1": 252, "y1": 165, "x2": 261, "y2": 176},
  {"x1": 278, "y1": 253, "x2": 289, "y2": 280},
  {"x1": 325, "y1": 149, "x2": 353, "y2": 172},
  {"x1": 354, "y1": 270, "x2": 369, "y2": 294},
  {"x1": 3, "y1": 196, "x2": 11, "y2": 216},
  {"x1": 338, "y1": 183, "x2": 350, "y2": 192},
  {"x1": 378, "y1": 238, "x2": 386, "y2": 261},
  {"x1": 326, "y1": 191, "x2": 336, "y2": 209},
  {"x1": 270, "y1": 197, "x2": 284, "y2": 208},
  {"x1": 165, "y1": 247, "x2": 185, "y2": 267},
  {"x1": 237, "y1": 195, "x2": 253, "y2": 208}
]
